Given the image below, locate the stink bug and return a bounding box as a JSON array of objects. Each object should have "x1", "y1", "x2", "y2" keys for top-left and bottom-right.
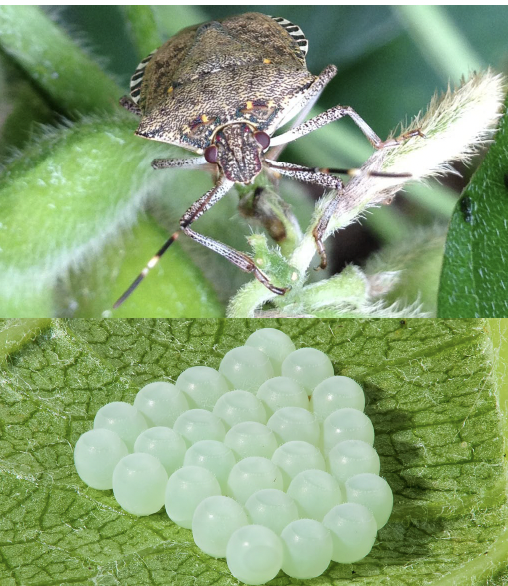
[{"x1": 115, "y1": 12, "x2": 421, "y2": 308}]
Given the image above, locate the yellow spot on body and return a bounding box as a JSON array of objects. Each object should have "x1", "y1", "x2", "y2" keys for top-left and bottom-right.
[
  {"x1": 263, "y1": 58, "x2": 271, "y2": 64},
  {"x1": 167, "y1": 86, "x2": 173, "y2": 94},
  {"x1": 267, "y1": 100, "x2": 275, "y2": 108},
  {"x1": 246, "y1": 101, "x2": 253, "y2": 110},
  {"x1": 201, "y1": 114, "x2": 209, "y2": 123}
]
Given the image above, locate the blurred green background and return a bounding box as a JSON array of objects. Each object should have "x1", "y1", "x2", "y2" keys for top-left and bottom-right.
[
  {"x1": 28, "y1": 6, "x2": 508, "y2": 270},
  {"x1": 1, "y1": 6, "x2": 507, "y2": 316}
]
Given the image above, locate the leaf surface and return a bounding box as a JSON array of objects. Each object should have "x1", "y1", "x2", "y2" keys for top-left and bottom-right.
[
  {"x1": 437, "y1": 92, "x2": 508, "y2": 317},
  {"x1": 0, "y1": 319, "x2": 506, "y2": 585}
]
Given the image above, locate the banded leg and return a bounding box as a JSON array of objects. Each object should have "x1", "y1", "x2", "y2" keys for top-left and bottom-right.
[
  {"x1": 180, "y1": 177, "x2": 235, "y2": 225},
  {"x1": 267, "y1": 160, "x2": 413, "y2": 269},
  {"x1": 270, "y1": 104, "x2": 424, "y2": 149},
  {"x1": 113, "y1": 176, "x2": 287, "y2": 308},
  {"x1": 311, "y1": 197, "x2": 342, "y2": 270}
]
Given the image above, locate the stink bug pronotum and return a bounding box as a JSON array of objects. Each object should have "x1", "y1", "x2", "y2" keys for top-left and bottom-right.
[{"x1": 115, "y1": 12, "x2": 421, "y2": 308}]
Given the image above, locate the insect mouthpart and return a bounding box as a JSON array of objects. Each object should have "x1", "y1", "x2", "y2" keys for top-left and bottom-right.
[{"x1": 214, "y1": 123, "x2": 266, "y2": 184}]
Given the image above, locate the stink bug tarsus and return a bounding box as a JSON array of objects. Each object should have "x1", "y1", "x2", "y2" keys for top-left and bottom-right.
[{"x1": 114, "y1": 12, "x2": 421, "y2": 308}]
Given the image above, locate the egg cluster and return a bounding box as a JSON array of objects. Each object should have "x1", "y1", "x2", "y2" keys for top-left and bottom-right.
[{"x1": 74, "y1": 328, "x2": 392, "y2": 585}]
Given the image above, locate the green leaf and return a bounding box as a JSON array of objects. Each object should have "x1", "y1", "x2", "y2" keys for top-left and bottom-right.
[
  {"x1": 1, "y1": 318, "x2": 506, "y2": 585},
  {"x1": 437, "y1": 90, "x2": 508, "y2": 317}
]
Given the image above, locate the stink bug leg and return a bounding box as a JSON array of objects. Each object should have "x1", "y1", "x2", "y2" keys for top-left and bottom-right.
[
  {"x1": 177, "y1": 176, "x2": 287, "y2": 294},
  {"x1": 119, "y1": 95, "x2": 142, "y2": 116},
  {"x1": 270, "y1": 103, "x2": 420, "y2": 151},
  {"x1": 113, "y1": 173, "x2": 287, "y2": 308},
  {"x1": 269, "y1": 95, "x2": 424, "y2": 269}
]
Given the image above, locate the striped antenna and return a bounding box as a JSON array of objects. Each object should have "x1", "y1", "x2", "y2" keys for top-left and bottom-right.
[
  {"x1": 113, "y1": 231, "x2": 180, "y2": 309},
  {"x1": 323, "y1": 167, "x2": 413, "y2": 178}
]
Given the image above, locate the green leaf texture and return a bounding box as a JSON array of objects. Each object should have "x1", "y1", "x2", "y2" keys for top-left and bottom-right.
[
  {"x1": 0, "y1": 318, "x2": 507, "y2": 585},
  {"x1": 437, "y1": 89, "x2": 508, "y2": 317}
]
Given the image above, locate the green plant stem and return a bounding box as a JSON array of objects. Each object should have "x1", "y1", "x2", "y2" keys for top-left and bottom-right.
[
  {"x1": 151, "y1": 6, "x2": 208, "y2": 37},
  {"x1": 0, "y1": 5, "x2": 121, "y2": 115},
  {"x1": 121, "y1": 6, "x2": 162, "y2": 60},
  {"x1": 403, "y1": 183, "x2": 458, "y2": 217},
  {"x1": 394, "y1": 5, "x2": 484, "y2": 84},
  {"x1": 366, "y1": 206, "x2": 413, "y2": 244},
  {"x1": 289, "y1": 106, "x2": 458, "y2": 248}
]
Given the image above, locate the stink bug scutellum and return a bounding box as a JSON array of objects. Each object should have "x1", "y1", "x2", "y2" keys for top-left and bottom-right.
[{"x1": 114, "y1": 12, "x2": 421, "y2": 308}]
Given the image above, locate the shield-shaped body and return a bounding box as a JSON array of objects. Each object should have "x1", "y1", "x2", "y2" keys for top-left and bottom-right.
[{"x1": 129, "y1": 13, "x2": 316, "y2": 152}]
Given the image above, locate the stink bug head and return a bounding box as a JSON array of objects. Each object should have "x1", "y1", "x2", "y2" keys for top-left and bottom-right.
[{"x1": 212, "y1": 123, "x2": 269, "y2": 184}]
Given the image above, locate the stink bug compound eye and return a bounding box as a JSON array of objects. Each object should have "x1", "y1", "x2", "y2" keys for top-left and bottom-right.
[
  {"x1": 114, "y1": 12, "x2": 422, "y2": 308},
  {"x1": 73, "y1": 328, "x2": 393, "y2": 581}
]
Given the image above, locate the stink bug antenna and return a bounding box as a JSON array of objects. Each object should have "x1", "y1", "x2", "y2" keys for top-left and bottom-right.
[
  {"x1": 113, "y1": 231, "x2": 180, "y2": 308},
  {"x1": 323, "y1": 167, "x2": 413, "y2": 179}
]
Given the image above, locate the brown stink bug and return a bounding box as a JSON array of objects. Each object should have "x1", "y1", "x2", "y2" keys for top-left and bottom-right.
[{"x1": 114, "y1": 12, "x2": 421, "y2": 308}]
